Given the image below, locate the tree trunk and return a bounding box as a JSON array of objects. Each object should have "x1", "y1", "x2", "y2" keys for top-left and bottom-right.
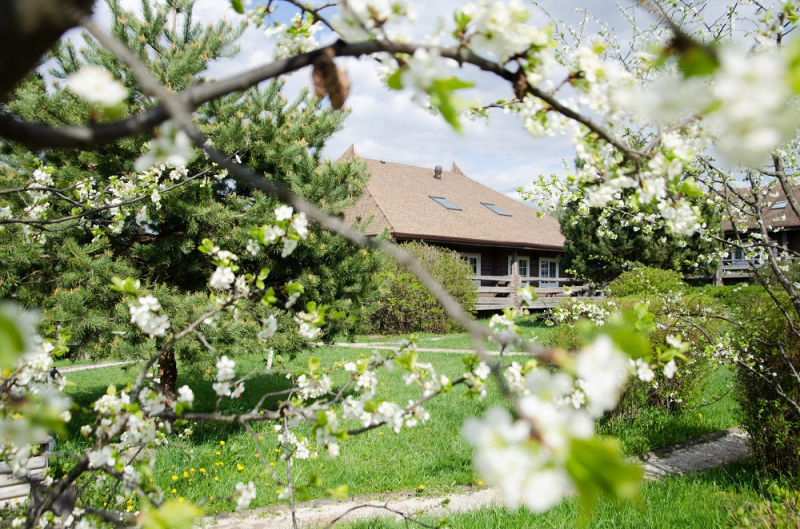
[{"x1": 158, "y1": 349, "x2": 178, "y2": 398}]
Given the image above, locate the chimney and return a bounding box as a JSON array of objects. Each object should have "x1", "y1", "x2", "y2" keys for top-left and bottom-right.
[{"x1": 434, "y1": 165, "x2": 442, "y2": 179}]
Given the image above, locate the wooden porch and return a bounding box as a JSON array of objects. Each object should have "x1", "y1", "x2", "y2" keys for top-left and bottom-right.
[{"x1": 474, "y1": 274, "x2": 602, "y2": 311}]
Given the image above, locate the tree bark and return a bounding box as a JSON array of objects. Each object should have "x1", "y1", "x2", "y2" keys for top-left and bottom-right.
[
  {"x1": 0, "y1": 0, "x2": 95, "y2": 102},
  {"x1": 158, "y1": 349, "x2": 178, "y2": 397}
]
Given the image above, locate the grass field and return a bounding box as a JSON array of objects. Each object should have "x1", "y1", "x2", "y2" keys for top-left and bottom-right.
[
  {"x1": 341, "y1": 460, "x2": 761, "y2": 529},
  {"x1": 57, "y1": 321, "x2": 740, "y2": 516}
]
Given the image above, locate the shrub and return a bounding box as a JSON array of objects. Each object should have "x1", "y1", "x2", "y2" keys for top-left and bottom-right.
[
  {"x1": 727, "y1": 285, "x2": 800, "y2": 478},
  {"x1": 367, "y1": 241, "x2": 478, "y2": 334},
  {"x1": 607, "y1": 266, "x2": 686, "y2": 299}
]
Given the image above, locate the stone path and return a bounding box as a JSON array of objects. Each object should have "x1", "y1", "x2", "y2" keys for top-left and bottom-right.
[
  {"x1": 200, "y1": 428, "x2": 751, "y2": 529},
  {"x1": 323, "y1": 342, "x2": 536, "y2": 356},
  {"x1": 56, "y1": 360, "x2": 136, "y2": 373}
]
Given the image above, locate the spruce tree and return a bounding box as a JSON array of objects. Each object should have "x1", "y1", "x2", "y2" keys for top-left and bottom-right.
[
  {"x1": 0, "y1": 0, "x2": 381, "y2": 393},
  {"x1": 558, "y1": 189, "x2": 719, "y2": 284}
]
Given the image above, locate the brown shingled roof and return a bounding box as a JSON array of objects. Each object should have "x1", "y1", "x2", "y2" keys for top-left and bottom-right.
[
  {"x1": 720, "y1": 184, "x2": 800, "y2": 232},
  {"x1": 341, "y1": 146, "x2": 565, "y2": 250}
]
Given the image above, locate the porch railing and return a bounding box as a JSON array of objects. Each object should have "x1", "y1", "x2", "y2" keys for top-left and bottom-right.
[{"x1": 472, "y1": 274, "x2": 597, "y2": 310}]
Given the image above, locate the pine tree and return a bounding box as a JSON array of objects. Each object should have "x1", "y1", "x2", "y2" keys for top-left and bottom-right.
[
  {"x1": 558, "y1": 189, "x2": 719, "y2": 284},
  {"x1": 0, "y1": 0, "x2": 382, "y2": 393}
]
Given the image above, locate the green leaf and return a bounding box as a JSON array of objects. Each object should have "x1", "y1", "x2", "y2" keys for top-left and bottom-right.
[
  {"x1": 0, "y1": 308, "x2": 27, "y2": 370},
  {"x1": 326, "y1": 484, "x2": 349, "y2": 499},
  {"x1": 429, "y1": 77, "x2": 475, "y2": 133},
  {"x1": 676, "y1": 45, "x2": 719, "y2": 78},
  {"x1": 230, "y1": 0, "x2": 245, "y2": 14},
  {"x1": 294, "y1": 485, "x2": 311, "y2": 502},
  {"x1": 308, "y1": 357, "x2": 320, "y2": 374},
  {"x1": 566, "y1": 437, "x2": 642, "y2": 521},
  {"x1": 387, "y1": 69, "x2": 404, "y2": 90},
  {"x1": 140, "y1": 499, "x2": 203, "y2": 529}
]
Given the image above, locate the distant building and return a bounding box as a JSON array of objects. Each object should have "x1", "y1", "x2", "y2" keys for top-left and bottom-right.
[
  {"x1": 340, "y1": 146, "x2": 570, "y2": 310},
  {"x1": 717, "y1": 183, "x2": 800, "y2": 284}
]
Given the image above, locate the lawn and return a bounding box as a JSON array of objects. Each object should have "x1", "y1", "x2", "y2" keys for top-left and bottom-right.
[
  {"x1": 56, "y1": 319, "x2": 740, "y2": 516},
  {"x1": 341, "y1": 460, "x2": 762, "y2": 529}
]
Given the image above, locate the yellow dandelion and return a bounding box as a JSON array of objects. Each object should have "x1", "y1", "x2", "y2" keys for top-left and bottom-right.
[
  {"x1": 269, "y1": 462, "x2": 275, "y2": 467},
  {"x1": 237, "y1": 463, "x2": 244, "y2": 471},
  {"x1": 171, "y1": 489, "x2": 176, "y2": 494},
  {"x1": 478, "y1": 481, "x2": 483, "y2": 486},
  {"x1": 258, "y1": 436, "x2": 263, "y2": 441},
  {"x1": 183, "y1": 472, "x2": 189, "y2": 478},
  {"x1": 179, "y1": 497, "x2": 184, "y2": 503},
  {"x1": 127, "y1": 506, "x2": 133, "y2": 512},
  {"x1": 418, "y1": 485, "x2": 424, "y2": 490},
  {"x1": 255, "y1": 453, "x2": 260, "y2": 458},
  {"x1": 275, "y1": 448, "x2": 280, "y2": 453},
  {"x1": 172, "y1": 475, "x2": 178, "y2": 481},
  {"x1": 216, "y1": 451, "x2": 221, "y2": 456},
  {"x1": 214, "y1": 477, "x2": 219, "y2": 482},
  {"x1": 190, "y1": 468, "x2": 195, "y2": 472},
  {"x1": 210, "y1": 496, "x2": 214, "y2": 501},
  {"x1": 199, "y1": 468, "x2": 206, "y2": 473},
  {"x1": 276, "y1": 489, "x2": 282, "y2": 494},
  {"x1": 220, "y1": 441, "x2": 225, "y2": 446}
]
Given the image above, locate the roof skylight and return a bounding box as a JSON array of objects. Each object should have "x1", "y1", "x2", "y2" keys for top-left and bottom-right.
[
  {"x1": 481, "y1": 202, "x2": 511, "y2": 216},
  {"x1": 430, "y1": 196, "x2": 461, "y2": 210},
  {"x1": 771, "y1": 200, "x2": 789, "y2": 210}
]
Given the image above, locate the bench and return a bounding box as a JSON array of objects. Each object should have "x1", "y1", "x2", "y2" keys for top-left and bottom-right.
[{"x1": 0, "y1": 437, "x2": 54, "y2": 508}]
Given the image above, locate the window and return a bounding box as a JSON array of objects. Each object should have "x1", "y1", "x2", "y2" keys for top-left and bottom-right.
[
  {"x1": 539, "y1": 258, "x2": 559, "y2": 288},
  {"x1": 481, "y1": 202, "x2": 511, "y2": 216},
  {"x1": 771, "y1": 200, "x2": 789, "y2": 210},
  {"x1": 508, "y1": 256, "x2": 530, "y2": 287},
  {"x1": 429, "y1": 196, "x2": 461, "y2": 210},
  {"x1": 462, "y1": 253, "x2": 481, "y2": 284}
]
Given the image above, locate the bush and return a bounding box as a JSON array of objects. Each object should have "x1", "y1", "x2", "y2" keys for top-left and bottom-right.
[
  {"x1": 725, "y1": 284, "x2": 800, "y2": 478},
  {"x1": 367, "y1": 242, "x2": 478, "y2": 334},
  {"x1": 607, "y1": 266, "x2": 686, "y2": 299},
  {"x1": 544, "y1": 273, "x2": 722, "y2": 420}
]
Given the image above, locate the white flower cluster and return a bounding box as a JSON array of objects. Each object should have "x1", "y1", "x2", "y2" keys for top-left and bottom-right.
[
  {"x1": 257, "y1": 315, "x2": 278, "y2": 342},
  {"x1": 623, "y1": 45, "x2": 799, "y2": 168},
  {"x1": 295, "y1": 373, "x2": 332, "y2": 400},
  {"x1": 66, "y1": 66, "x2": 128, "y2": 107},
  {"x1": 331, "y1": 0, "x2": 417, "y2": 42},
  {"x1": 263, "y1": 14, "x2": 322, "y2": 59},
  {"x1": 235, "y1": 481, "x2": 257, "y2": 510},
  {"x1": 315, "y1": 410, "x2": 342, "y2": 458},
  {"x1": 400, "y1": 48, "x2": 454, "y2": 105},
  {"x1": 212, "y1": 355, "x2": 243, "y2": 397},
  {"x1": 134, "y1": 121, "x2": 194, "y2": 172},
  {"x1": 464, "y1": 335, "x2": 629, "y2": 512},
  {"x1": 548, "y1": 299, "x2": 609, "y2": 327},
  {"x1": 129, "y1": 295, "x2": 170, "y2": 337},
  {"x1": 463, "y1": 360, "x2": 492, "y2": 399},
  {"x1": 248, "y1": 205, "x2": 309, "y2": 259},
  {"x1": 278, "y1": 428, "x2": 312, "y2": 460},
  {"x1": 458, "y1": 0, "x2": 548, "y2": 63}
]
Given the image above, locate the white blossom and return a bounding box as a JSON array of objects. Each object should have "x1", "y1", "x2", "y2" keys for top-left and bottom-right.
[{"x1": 66, "y1": 66, "x2": 128, "y2": 106}]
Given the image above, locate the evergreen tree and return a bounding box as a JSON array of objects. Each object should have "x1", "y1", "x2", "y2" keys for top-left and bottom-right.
[
  {"x1": 558, "y1": 189, "x2": 719, "y2": 284},
  {"x1": 0, "y1": 0, "x2": 381, "y2": 393}
]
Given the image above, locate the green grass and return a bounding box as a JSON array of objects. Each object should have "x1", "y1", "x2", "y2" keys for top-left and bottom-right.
[
  {"x1": 599, "y1": 366, "x2": 739, "y2": 455},
  {"x1": 56, "y1": 322, "x2": 741, "y2": 516},
  {"x1": 341, "y1": 460, "x2": 761, "y2": 528},
  {"x1": 345, "y1": 316, "x2": 556, "y2": 351},
  {"x1": 59, "y1": 347, "x2": 505, "y2": 514}
]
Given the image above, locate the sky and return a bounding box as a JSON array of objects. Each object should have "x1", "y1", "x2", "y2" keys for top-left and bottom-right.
[{"x1": 82, "y1": 1, "x2": 650, "y2": 199}]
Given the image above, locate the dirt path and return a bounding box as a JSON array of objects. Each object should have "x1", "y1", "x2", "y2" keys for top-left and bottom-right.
[
  {"x1": 200, "y1": 428, "x2": 750, "y2": 529},
  {"x1": 57, "y1": 360, "x2": 136, "y2": 373},
  {"x1": 323, "y1": 342, "x2": 535, "y2": 356}
]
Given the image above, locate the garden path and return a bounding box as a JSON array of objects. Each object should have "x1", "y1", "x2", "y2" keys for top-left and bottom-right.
[{"x1": 200, "y1": 427, "x2": 750, "y2": 529}]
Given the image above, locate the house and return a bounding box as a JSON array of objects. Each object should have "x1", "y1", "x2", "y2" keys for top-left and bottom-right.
[
  {"x1": 717, "y1": 183, "x2": 800, "y2": 284},
  {"x1": 340, "y1": 146, "x2": 572, "y2": 310}
]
